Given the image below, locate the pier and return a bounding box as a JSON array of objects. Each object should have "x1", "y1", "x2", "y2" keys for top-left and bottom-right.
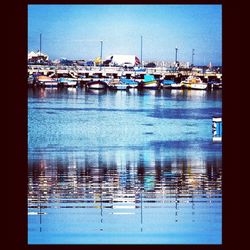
[{"x1": 28, "y1": 65, "x2": 222, "y2": 84}]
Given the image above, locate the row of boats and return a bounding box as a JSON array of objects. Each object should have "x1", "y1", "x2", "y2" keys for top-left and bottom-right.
[{"x1": 29, "y1": 74, "x2": 222, "y2": 90}]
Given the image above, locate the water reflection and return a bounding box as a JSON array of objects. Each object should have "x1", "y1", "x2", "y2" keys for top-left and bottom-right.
[
  {"x1": 28, "y1": 155, "x2": 221, "y2": 204},
  {"x1": 28, "y1": 87, "x2": 222, "y2": 244},
  {"x1": 28, "y1": 152, "x2": 221, "y2": 244},
  {"x1": 28, "y1": 87, "x2": 222, "y2": 101}
]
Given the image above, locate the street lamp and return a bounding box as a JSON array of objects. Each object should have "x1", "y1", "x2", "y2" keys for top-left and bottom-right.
[
  {"x1": 175, "y1": 46, "x2": 178, "y2": 64},
  {"x1": 40, "y1": 33, "x2": 42, "y2": 56},
  {"x1": 100, "y1": 40, "x2": 103, "y2": 64},
  {"x1": 192, "y1": 49, "x2": 195, "y2": 67},
  {"x1": 141, "y1": 35, "x2": 143, "y2": 67}
]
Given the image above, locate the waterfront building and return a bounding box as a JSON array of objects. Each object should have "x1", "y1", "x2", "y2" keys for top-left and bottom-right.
[
  {"x1": 105, "y1": 54, "x2": 141, "y2": 67},
  {"x1": 28, "y1": 51, "x2": 49, "y2": 64}
]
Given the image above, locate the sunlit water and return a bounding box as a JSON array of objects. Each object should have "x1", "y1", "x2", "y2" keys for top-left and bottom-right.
[{"x1": 28, "y1": 87, "x2": 222, "y2": 244}]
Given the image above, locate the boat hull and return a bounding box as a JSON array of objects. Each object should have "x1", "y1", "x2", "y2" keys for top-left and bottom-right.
[
  {"x1": 171, "y1": 83, "x2": 183, "y2": 89},
  {"x1": 212, "y1": 83, "x2": 222, "y2": 89},
  {"x1": 42, "y1": 83, "x2": 58, "y2": 87},
  {"x1": 86, "y1": 81, "x2": 107, "y2": 89},
  {"x1": 38, "y1": 81, "x2": 58, "y2": 87},
  {"x1": 139, "y1": 80, "x2": 159, "y2": 89},
  {"x1": 181, "y1": 76, "x2": 207, "y2": 90},
  {"x1": 58, "y1": 78, "x2": 78, "y2": 87},
  {"x1": 182, "y1": 83, "x2": 207, "y2": 90},
  {"x1": 120, "y1": 78, "x2": 138, "y2": 88},
  {"x1": 162, "y1": 83, "x2": 182, "y2": 89},
  {"x1": 63, "y1": 82, "x2": 77, "y2": 87},
  {"x1": 35, "y1": 75, "x2": 58, "y2": 87}
]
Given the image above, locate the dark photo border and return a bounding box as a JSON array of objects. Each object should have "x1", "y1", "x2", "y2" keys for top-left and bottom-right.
[{"x1": 7, "y1": 0, "x2": 243, "y2": 249}]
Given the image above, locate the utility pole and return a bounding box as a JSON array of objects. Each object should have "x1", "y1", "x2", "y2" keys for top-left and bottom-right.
[
  {"x1": 175, "y1": 46, "x2": 179, "y2": 71},
  {"x1": 192, "y1": 49, "x2": 195, "y2": 66},
  {"x1": 175, "y1": 46, "x2": 178, "y2": 64},
  {"x1": 100, "y1": 40, "x2": 103, "y2": 64},
  {"x1": 40, "y1": 33, "x2": 42, "y2": 56},
  {"x1": 140, "y1": 35, "x2": 143, "y2": 67}
]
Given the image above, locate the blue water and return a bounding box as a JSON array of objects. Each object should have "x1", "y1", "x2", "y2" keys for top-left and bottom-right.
[{"x1": 28, "y1": 87, "x2": 222, "y2": 244}]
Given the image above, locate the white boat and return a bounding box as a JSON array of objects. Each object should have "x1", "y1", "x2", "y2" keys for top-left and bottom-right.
[
  {"x1": 188, "y1": 83, "x2": 207, "y2": 90},
  {"x1": 181, "y1": 76, "x2": 207, "y2": 90},
  {"x1": 171, "y1": 83, "x2": 182, "y2": 89},
  {"x1": 86, "y1": 79, "x2": 108, "y2": 89},
  {"x1": 161, "y1": 80, "x2": 182, "y2": 89},
  {"x1": 36, "y1": 75, "x2": 58, "y2": 87},
  {"x1": 58, "y1": 77, "x2": 78, "y2": 87}
]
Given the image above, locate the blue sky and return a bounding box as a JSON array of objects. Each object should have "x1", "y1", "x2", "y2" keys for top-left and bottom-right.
[{"x1": 28, "y1": 4, "x2": 222, "y2": 65}]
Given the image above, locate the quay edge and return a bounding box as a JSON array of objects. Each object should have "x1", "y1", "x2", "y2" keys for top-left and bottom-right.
[{"x1": 28, "y1": 65, "x2": 222, "y2": 84}]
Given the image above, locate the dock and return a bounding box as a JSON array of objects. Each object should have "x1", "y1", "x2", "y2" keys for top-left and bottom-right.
[{"x1": 28, "y1": 65, "x2": 222, "y2": 84}]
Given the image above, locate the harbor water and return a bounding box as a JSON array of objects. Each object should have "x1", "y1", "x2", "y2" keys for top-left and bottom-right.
[{"x1": 28, "y1": 87, "x2": 222, "y2": 244}]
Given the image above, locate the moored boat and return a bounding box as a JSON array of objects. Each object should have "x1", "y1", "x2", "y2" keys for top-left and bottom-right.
[
  {"x1": 120, "y1": 77, "x2": 138, "y2": 88},
  {"x1": 109, "y1": 77, "x2": 138, "y2": 90},
  {"x1": 86, "y1": 79, "x2": 108, "y2": 89},
  {"x1": 207, "y1": 80, "x2": 222, "y2": 90},
  {"x1": 213, "y1": 82, "x2": 222, "y2": 89},
  {"x1": 35, "y1": 75, "x2": 58, "y2": 87},
  {"x1": 181, "y1": 76, "x2": 207, "y2": 90},
  {"x1": 110, "y1": 83, "x2": 129, "y2": 90},
  {"x1": 109, "y1": 79, "x2": 127, "y2": 90},
  {"x1": 138, "y1": 74, "x2": 160, "y2": 89},
  {"x1": 161, "y1": 79, "x2": 182, "y2": 89},
  {"x1": 58, "y1": 77, "x2": 78, "y2": 87}
]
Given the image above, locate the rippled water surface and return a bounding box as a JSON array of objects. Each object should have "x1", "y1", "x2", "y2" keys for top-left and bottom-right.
[{"x1": 28, "y1": 88, "x2": 222, "y2": 244}]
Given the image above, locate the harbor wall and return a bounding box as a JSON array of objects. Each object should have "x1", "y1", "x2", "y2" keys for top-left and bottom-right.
[{"x1": 28, "y1": 65, "x2": 222, "y2": 83}]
